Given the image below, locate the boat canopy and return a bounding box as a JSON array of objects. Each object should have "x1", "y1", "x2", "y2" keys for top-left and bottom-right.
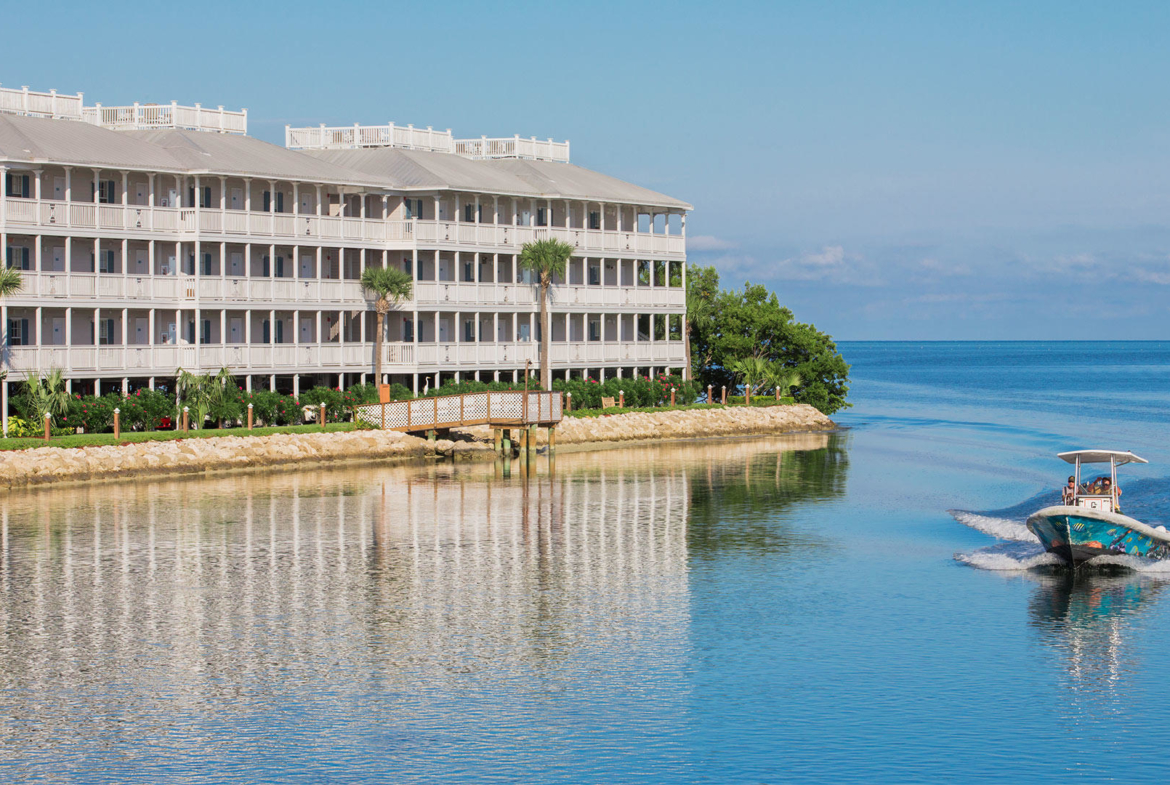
[{"x1": 1058, "y1": 449, "x2": 1149, "y2": 466}]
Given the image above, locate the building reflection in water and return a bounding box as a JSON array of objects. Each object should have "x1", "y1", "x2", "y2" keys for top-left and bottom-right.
[
  {"x1": 0, "y1": 433, "x2": 839, "y2": 779},
  {"x1": 1026, "y1": 569, "x2": 1170, "y2": 705}
]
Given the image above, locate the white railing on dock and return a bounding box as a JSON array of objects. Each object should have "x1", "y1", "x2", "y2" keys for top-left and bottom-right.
[
  {"x1": 82, "y1": 101, "x2": 247, "y2": 134},
  {"x1": 0, "y1": 85, "x2": 84, "y2": 119},
  {"x1": 354, "y1": 391, "x2": 562, "y2": 432},
  {"x1": 286, "y1": 123, "x2": 453, "y2": 152},
  {"x1": 454, "y1": 135, "x2": 570, "y2": 163}
]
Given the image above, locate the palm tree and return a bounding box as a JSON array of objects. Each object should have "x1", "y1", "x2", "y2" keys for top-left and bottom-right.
[
  {"x1": 0, "y1": 268, "x2": 23, "y2": 299},
  {"x1": 730, "y1": 356, "x2": 771, "y2": 398},
  {"x1": 765, "y1": 366, "x2": 802, "y2": 400},
  {"x1": 22, "y1": 368, "x2": 70, "y2": 426},
  {"x1": 360, "y1": 266, "x2": 414, "y2": 386},
  {"x1": 519, "y1": 238, "x2": 572, "y2": 391},
  {"x1": 684, "y1": 285, "x2": 712, "y2": 382}
]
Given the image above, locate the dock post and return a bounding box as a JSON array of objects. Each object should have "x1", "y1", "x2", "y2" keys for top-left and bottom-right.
[
  {"x1": 44, "y1": 412, "x2": 50, "y2": 441},
  {"x1": 721, "y1": 385, "x2": 727, "y2": 405},
  {"x1": 113, "y1": 408, "x2": 120, "y2": 441},
  {"x1": 670, "y1": 386, "x2": 676, "y2": 406},
  {"x1": 182, "y1": 406, "x2": 189, "y2": 433},
  {"x1": 708, "y1": 384, "x2": 713, "y2": 403},
  {"x1": 519, "y1": 426, "x2": 528, "y2": 454},
  {"x1": 320, "y1": 403, "x2": 327, "y2": 430},
  {"x1": 528, "y1": 424, "x2": 537, "y2": 458},
  {"x1": 502, "y1": 429, "x2": 512, "y2": 457},
  {"x1": 247, "y1": 403, "x2": 254, "y2": 430},
  {"x1": 548, "y1": 426, "x2": 556, "y2": 455},
  {"x1": 427, "y1": 429, "x2": 436, "y2": 444},
  {"x1": 493, "y1": 428, "x2": 502, "y2": 455}
]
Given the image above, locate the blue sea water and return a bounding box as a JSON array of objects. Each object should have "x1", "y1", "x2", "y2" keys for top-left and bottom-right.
[{"x1": 3, "y1": 341, "x2": 1170, "y2": 783}]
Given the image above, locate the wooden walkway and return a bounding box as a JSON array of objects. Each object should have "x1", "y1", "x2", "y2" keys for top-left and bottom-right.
[{"x1": 354, "y1": 391, "x2": 563, "y2": 433}]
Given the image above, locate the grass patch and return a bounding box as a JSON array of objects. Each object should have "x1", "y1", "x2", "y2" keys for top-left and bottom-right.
[
  {"x1": 565, "y1": 400, "x2": 795, "y2": 418},
  {"x1": 0, "y1": 422, "x2": 369, "y2": 451}
]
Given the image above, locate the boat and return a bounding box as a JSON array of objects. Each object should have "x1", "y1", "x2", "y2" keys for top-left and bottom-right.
[{"x1": 1026, "y1": 449, "x2": 1170, "y2": 566}]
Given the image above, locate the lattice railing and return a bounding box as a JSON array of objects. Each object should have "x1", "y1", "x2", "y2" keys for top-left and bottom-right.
[{"x1": 354, "y1": 391, "x2": 563, "y2": 432}]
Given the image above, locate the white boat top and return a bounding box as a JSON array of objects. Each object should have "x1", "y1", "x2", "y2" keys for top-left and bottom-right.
[{"x1": 1058, "y1": 449, "x2": 1148, "y2": 466}]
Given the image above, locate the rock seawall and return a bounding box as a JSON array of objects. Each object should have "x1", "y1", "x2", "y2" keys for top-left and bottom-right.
[{"x1": 0, "y1": 404, "x2": 835, "y2": 488}]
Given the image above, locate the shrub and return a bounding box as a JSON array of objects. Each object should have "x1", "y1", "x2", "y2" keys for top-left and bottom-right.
[
  {"x1": 121, "y1": 388, "x2": 176, "y2": 431},
  {"x1": 74, "y1": 393, "x2": 122, "y2": 433},
  {"x1": 244, "y1": 390, "x2": 301, "y2": 426},
  {"x1": 301, "y1": 386, "x2": 346, "y2": 423},
  {"x1": 4, "y1": 416, "x2": 33, "y2": 438}
]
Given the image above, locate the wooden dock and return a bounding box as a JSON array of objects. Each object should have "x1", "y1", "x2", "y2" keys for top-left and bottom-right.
[{"x1": 354, "y1": 390, "x2": 563, "y2": 434}]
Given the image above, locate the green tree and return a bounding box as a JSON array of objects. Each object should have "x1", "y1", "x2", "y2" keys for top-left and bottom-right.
[
  {"x1": 686, "y1": 264, "x2": 721, "y2": 381},
  {"x1": 691, "y1": 272, "x2": 850, "y2": 414},
  {"x1": 176, "y1": 366, "x2": 237, "y2": 429},
  {"x1": 519, "y1": 238, "x2": 572, "y2": 391},
  {"x1": 360, "y1": 265, "x2": 414, "y2": 386}
]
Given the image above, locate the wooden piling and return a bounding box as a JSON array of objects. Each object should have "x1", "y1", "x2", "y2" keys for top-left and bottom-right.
[
  {"x1": 113, "y1": 408, "x2": 120, "y2": 441},
  {"x1": 721, "y1": 386, "x2": 727, "y2": 405},
  {"x1": 182, "y1": 406, "x2": 189, "y2": 433},
  {"x1": 548, "y1": 426, "x2": 556, "y2": 454},
  {"x1": 247, "y1": 403, "x2": 253, "y2": 430},
  {"x1": 43, "y1": 413, "x2": 50, "y2": 441},
  {"x1": 493, "y1": 428, "x2": 502, "y2": 455}
]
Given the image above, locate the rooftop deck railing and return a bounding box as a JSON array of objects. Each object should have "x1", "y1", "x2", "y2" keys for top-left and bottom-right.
[
  {"x1": 285, "y1": 123, "x2": 454, "y2": 152},
  {"x1": 81, "y1": 102, "x2": 247, "y2": 134},
  {"x1": 0, "y1": 85, "x2": 84, "y2": 119},
  {"x1": 453, "y1": 135, "x2": 570, "y2": 163}
]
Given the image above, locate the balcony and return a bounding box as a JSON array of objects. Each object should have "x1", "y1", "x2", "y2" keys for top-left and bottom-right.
[
  {"x1": 9, "y1": 271, "x2": 367, "y2": 304},
  {"x1": 285, "y1": 123, "x2": 452, "y2": 152},
  {"x1": 2, "y1": 200, "x2": 687, "y2": 257},
  {"x1": 0, "y1": 85, "x2": 84, "y2": 119},
  {"x1": 413, "y1": 281, "x2": 683, "y2": 309},
  {"x1": 82, "y1": 102, "x2": 247, "y2": 135},
  {"x1": 3, "y1": 340, "x2": 680, "y2": 377},
  {"x1": 453, "y1": 136, "x2": 569, "y2": 163}
]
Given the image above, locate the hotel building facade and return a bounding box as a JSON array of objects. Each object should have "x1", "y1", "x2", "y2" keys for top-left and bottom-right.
[{"x1": 0, "y1": 85, "x2": 690, "y2": 407}]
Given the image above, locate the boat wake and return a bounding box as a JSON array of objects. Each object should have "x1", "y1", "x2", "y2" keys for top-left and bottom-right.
[{"x1": 949, "y1": 511, "x2": 1037, "y2": 543}]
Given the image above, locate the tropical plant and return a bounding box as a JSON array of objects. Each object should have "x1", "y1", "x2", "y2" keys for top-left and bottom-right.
[
  {"x1": 121, "y1": 388, "x2": 175, "y2": 431},
  {"x1": 766, "y1": 367, "x2": 802, "y2": 399},
  {"x1": 18, "y1": 369, "x2": 71, "y2": 427},
  {"x1": 519, "y1": 238, "x2": 572, "y2": 391},
  {"x1": 729, "y1": 356, "x2": 772, "y2": 396},
  {"x1": 360, "y1": 266, "x2": 414, "y2": 386},
  {"x1": 0, "y1": 267, "x2": 24, "y2": 299},
  {"x1": 175, "y1": 367, "x2": 237, "y2": 429}
]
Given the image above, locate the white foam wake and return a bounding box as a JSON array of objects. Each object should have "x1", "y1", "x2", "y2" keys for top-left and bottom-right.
[
  {"x1": 1085, "y1": 554, "x2": 1170, "y2": 573},
  {"x1": 950, "y1": 510, "x2": 1039, "y2": 543},
  {"x1": 955, "y1": 547, "x2": 1063, "y2": 571}
]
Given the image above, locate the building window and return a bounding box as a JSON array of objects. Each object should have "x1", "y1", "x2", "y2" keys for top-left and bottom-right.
[
  {"x1": 403, "y1": 317, "x2": 414, "y2": 343},
  {"x1": 463, "y1": 204, "x2": 475, "y2": 223},
  {"x1": 5, "y1": 173, "x2": 30, "y2": 198},
  {"x1": 637, "y1": 260, "x2": 651, "y2": 286},
  {"x1": 403, "y1": 198, "x2": 422, "y2": 220},
  {"x1": 263, "y1": 191, "x2": 285, "y2": 213},
  {"x1": 99, "y1": 318, "x2": 115, "y2": 346},
  {"x1": 463, "y1": 320, "x2": 475, "y2": 342},
  {"x1": 589, "y1": 211, "x2": 600, "y2": 230},
  {"x1": 95, "y1": 180, "x2": 116, "y2": 204},
  {"x1": 7, "y1": 318, "x2": 28, "y2": 346},
  {"x1": 463, "y1": 259, "x2": 474, "y2": 282},
  {"x1": 188, "y1": 186, "x2": 212, "y2": 208},
  {"x1": 5, "y1": 246, "x2": 30, "y2": 270},
  {"x1": 99, "y1": 249, "x2": 116, "y2": 274},
  {"x1": 201, "y1": 253, "x2": 212, "y2": 276},
  {"x1": 588, "y1": 262, "x2": 600, "y2": 286},
  {"x1": 201, "y1": 319, "x2": 212, "y2": 345},
  {"x1": 536, "y1": 207, "x2": 547, "y2": 227},
  {"x1": 518, "y1": 322, "x2": 531, "y2": 342}
]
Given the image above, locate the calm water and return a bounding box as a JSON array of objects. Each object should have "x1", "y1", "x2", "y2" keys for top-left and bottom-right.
[{"x1": 4, "y1": 342, "x2": 1170, "y2": 783}]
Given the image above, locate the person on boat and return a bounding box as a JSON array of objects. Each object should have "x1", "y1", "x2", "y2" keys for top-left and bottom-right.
[
  {"x1": 1103, "y1": 478, "x2": 1122, "y2": 511},
  {"x1": 1062, "y1": 476, "x2": 1077, "y2": 504}
]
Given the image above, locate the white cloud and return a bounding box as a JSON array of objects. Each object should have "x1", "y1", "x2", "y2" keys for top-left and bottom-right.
[
  {"x1": 686, "y1": 235, "x2": 738, "y2": 252},
  {"x1": 712, "y1": 245, "x2": 884, "y2": 287}
]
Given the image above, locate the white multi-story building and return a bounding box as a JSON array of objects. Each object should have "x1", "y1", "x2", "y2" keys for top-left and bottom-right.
[{"x1": 0, "y1": 85, "x2": 690, "y2": 405}]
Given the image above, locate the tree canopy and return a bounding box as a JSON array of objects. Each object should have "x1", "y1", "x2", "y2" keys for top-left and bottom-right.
[{"x1": 687, "y1": 263, "x2": 850, "y2": 414}]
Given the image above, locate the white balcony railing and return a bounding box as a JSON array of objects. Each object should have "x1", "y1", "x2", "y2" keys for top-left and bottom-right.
[
  {"x1": 2, "y1": 201, "x2": 688, "y2": 257},
  {"x1": 411, "y1": 281, "x2": 683, "y2": 308},
  {"x1": 0, "y1": 85, "x2": 84, "y2": 119},
  {"x1": 81, "y1": 102, "x2": 247, "y2": 134},
  {"x1": 1, "y1": 340, "x2": 677, "y2": 378},
  {"x1": 453, "y1": 135, "x2": 570, "y2": 163},
  {"x1": 285, "y1": 123, "x2": 453, "y2": 152}
]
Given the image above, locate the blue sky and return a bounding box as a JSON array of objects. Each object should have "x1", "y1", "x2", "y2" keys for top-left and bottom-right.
[{"x1": 7, "y1": 1, "x2": 1170, "y2": 339}]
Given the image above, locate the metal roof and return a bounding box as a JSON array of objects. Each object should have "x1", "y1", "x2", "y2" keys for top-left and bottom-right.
[
  {"x1": 0, "y1": 114, "x2": 692, "y2": 209},
  {"x1": 305, "y1": 147, "x2": 692, "y2": 210}
]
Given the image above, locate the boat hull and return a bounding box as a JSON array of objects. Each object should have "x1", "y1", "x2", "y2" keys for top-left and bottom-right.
[{"x1": 1026, "y1": 506, "x2": 1170, "y2": 565}]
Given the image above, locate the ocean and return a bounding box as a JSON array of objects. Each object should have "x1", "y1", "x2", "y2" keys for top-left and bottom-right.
[{"x1": 1, "y1": 341, "x2": 1168, "y2": 783}]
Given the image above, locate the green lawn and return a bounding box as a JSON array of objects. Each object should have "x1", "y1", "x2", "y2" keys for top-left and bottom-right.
[{"x1": 0, "y1": 422, "x2": 366, "y2": 451}]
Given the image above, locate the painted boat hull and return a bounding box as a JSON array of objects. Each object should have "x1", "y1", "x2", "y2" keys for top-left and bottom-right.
[{"x1": 1026, "y1": 506, "x2": 1170, "y2": 565}]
